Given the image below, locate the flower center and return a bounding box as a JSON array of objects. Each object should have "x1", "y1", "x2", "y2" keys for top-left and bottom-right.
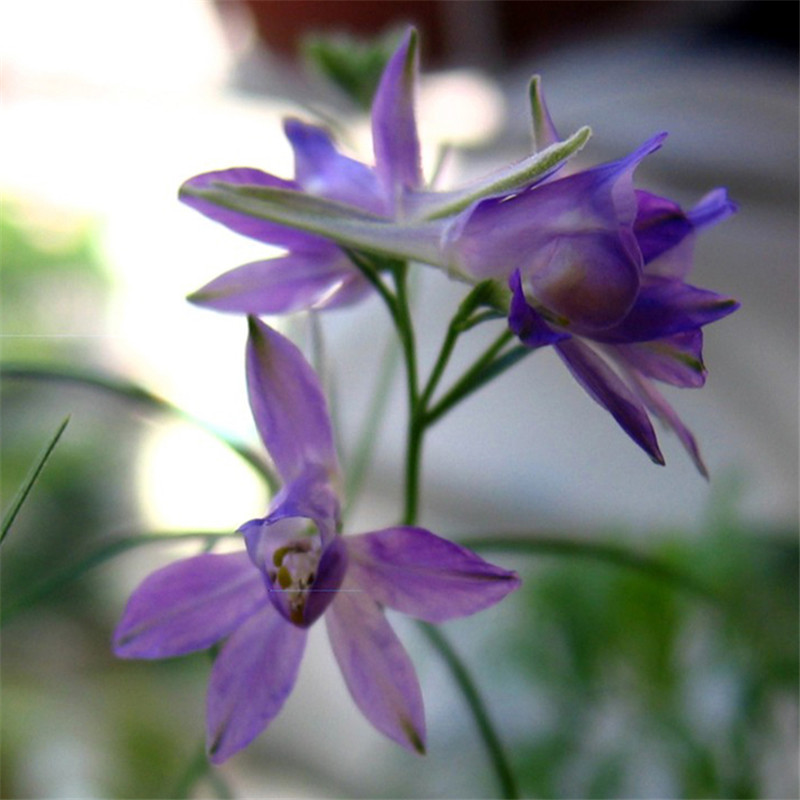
[{"x1": 269, "y1": 540, "x2": 321, "y2": 624}]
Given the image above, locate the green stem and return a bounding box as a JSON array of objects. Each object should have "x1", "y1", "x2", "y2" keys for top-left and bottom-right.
[
  {"x1": 426, "y1": 335, "x2": 530, "y2": 427},
  {"x1": 460, "y1": 534, "x2": 720, "y2": 603},
  {"x1": 418, "y1": 623, "x2": 520, "y2": 799},
  {"x1": 1, "y1": 365, "x2": 277, "y2": 492}
]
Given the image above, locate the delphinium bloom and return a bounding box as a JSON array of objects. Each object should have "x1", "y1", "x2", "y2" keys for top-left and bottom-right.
[
  {"x1": 180, "y1": 28, "x2": 591, "y2": 314},
  {"x1": 444, "y1": 103, "x2": 739, "y2": 472},
  {"x1": 113, "y1": 317, "x2": 520, "y2": 762}
]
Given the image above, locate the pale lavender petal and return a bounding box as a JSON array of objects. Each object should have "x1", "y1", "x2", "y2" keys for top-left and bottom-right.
[
  {"x1": 246, "y1": 316, "x2": 340, "y2": 486},
  {"x1": 625, "y1": 368, "x2": 708, "y2": 477},
  {"x1": 206, "y1": 604, "x2": 307, "y2": 763},
  {"x1": 180, "y1": 168, "x2": 323, "y2": 250},
  {"x1": 508, "y1": 270, "x2": 570, "y2": 348},
  {"x1": 284, "y1": 118, "x2": 386, "y2": 213},
  {"x1": 593, "y1": 277, "x2": 740, "y2": 343},
  {"x1": 556, "y1": 338, "x2": 664, "y2": 465},
  {"x1": 326, "y1": 578, "x2": 426, "y2": 753},
  {"x1": 187, "y1": 249, "x2": 370, "y2": 314},
  {"x1": 372, "y1": 28, "x2": 422, "y2": 203},
  {"x1": 113, "y1": 552, "x2": 266, "y2": 659},
  {"x1": 611, "y1": 330, "x2": 707, "y2": 388},
  {"x1": 345, "y1": 527, "x2": 520, "y2": 623},
  {"x1": 687, "y1": 188, "x2": 737, "y2": 231}
]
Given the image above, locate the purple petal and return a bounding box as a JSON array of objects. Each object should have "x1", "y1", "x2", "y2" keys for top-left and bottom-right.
[
  {"x1": 371, "y1": 28, "x2": 422, "y2": 204},
  {"x1": 345, "y1": 527, "x2": 520, "y2": 623},
  {"x1": 634, "y1": 190, "x2": 694, "y2": 265},
  {"x1": 556, "y1": 338, "x2": 664, "y2": 465},
  {"x1": 594, "y1": 277, "x2": 740, "y2": 343},
  {"x1": 284, "y1": 118, "x2": 387, "y2": 213},
  {"x1": 612, "y1": 330, "x2": 707, "y2": 388},
  {"x1": 326, "y1": 578, "x2": 426, "y2": 753},
  {"x1": 113, "y1": 552, "x2": 266, "y2": 659},
  {"x1": 246, "y1": 316, "x2": 340, "y2": 487},
  {"x1": 625, "y1": 368, "x2": 708, "y2": 477},
  {"x1": 188, "y1": 249, "x2": 370, "y2": 315},
  {"x1": 508, "y1": 270, "x2": 570, "y2": 348},
  {"x1": 180, "y1": 168, "x2": 324, "y2": 250},
  {"x1": 206, "y1": 604, "x2": 307, "y2": 763}
]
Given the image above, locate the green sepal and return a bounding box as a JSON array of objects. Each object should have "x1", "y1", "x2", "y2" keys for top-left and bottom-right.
[{"x1": 407, "y1": 125, "x2": 592, "y2": 221}]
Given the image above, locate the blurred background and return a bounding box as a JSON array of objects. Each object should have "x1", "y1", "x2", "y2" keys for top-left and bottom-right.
[{"x1": 1, "y1": 1, "x2": 797, "y2": 797}]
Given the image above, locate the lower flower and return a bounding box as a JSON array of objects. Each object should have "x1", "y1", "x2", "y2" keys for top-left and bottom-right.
[{"x1": 113, "y1": 318, "x2": 520, "y2": 762}]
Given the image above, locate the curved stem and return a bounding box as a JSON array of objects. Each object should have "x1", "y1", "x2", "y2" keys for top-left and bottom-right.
[
  {"x1": 1, "y1": 365, "x2": 277, "y2": 492},
  {"x1": 460, "y1": 534, "x2": 720, "y2": 603},
  {"x1": 418, "y1": 623, "x2": 519, "y2": 799}
]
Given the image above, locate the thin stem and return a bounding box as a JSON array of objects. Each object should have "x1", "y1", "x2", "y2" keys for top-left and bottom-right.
[
  {"x1": 1, "y1": 365, "x2": 277, "y2": 492},
  {"x1": 425, "y1": 332, "x2": 526, "y2": 426},
  {"x1": 418, "y1": 623, "x2": 520, "y2": 799},
  {"x1": 391, "y1": 264, "x2": 424, "y2": 526},
  {"x1": 1, "y1": 415, "x2": 70, "y2": 545}
]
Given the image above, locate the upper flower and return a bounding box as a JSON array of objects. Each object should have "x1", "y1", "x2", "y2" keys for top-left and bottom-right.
[
  {"x1": 113, "y1": 317, "x2": 520, "y2": 762},
  {"x1": 179, "y1": 27, "x2": 592, "y2": 315}
]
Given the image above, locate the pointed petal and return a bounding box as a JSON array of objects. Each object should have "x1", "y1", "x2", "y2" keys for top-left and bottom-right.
[
  {"x1": 188, "y1": 249, "x2": 369, "y2": 314},
  {"x1": 113, "y1": 552, "x2": 266, "y2": 659},
  {"x1": 246, "y1": 316, "x2": 340, "y2": 486},
  {"x1": 634, "y1": 190, "x2": 694, "y2": 265},
  {"x1": 284, "y1": 118, "x2": 386, "y2": 212},
  {"x1": 180, "y1": 182, "x2": 444, "y2": 265},
  {"x1": 595, "y1": 277, "x2": 740, "y2": 343},
  {"x1": 556, "y1": 338, "x2": 664, "y2": 465},
  {"x1": 206, "y1": 604, "x2": 307, "y2": 763},
  {"x1": 345, "y1": 527, "x2": 520, "y2": 623},
  {"x1": 625, "y1": 369, "x2": 708, "y2": 477},
  {"x1": 507, "y1": 270, "x2": 570, "y2": 348},
  {"x1": 180, "y1": 168, "x2": 321, "y2": 250},
  {"x1": 372, "y1": 28, "x2": 422, "y2": 203},
  {"x1": 612, "y1": 330, "x2": 707, "y2": 388},
  {"x1": 326, "y1": 579, "x2": 426, "y2": 753},
  {"x1": 529, "y1": 75, "x2": 560, "y2": 152}
]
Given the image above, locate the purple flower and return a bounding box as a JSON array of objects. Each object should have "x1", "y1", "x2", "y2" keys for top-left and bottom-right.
[
  {"x1": 113, "y1": 317, "x2": 520, "y2": 762},
  {"x1": 181, "y1": 29, "x2": 423, "y2": 314},
  {"x1": 506, "y1": 186, "x2": 739, "y2": 473},
  {"x1": 179, "y1": 29, "x2": 592, "y2": 314}
]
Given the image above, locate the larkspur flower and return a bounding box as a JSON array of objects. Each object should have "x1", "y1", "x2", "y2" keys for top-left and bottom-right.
[
  {"x1": 445, "y1": 96, "x2": 739, "y2": 472},
  {"x1": 113, "y1": 317, "x2": 520, "y2": 762},
  {"x1": 179, "y1": 28, "x2": 592, "y2": 314},
  {"x1": 506, "y1": 186, "x2": 738, "y2": 473}
]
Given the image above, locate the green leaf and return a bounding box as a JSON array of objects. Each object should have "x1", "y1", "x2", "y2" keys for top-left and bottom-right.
[
  {"x1": 302, "y1": 28, "x2": 404, "y2": 111},
  {"x1": 1, "y1": 415, "x2": 70, "y2": 546}
]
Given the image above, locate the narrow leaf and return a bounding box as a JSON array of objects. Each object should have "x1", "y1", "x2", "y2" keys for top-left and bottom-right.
[
  {"x1": 180, "y1": 183, "x2": 444, "y2": 266},
  {"x1": 1, "y1": 415, "x2": 70, "y2": 546}
]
